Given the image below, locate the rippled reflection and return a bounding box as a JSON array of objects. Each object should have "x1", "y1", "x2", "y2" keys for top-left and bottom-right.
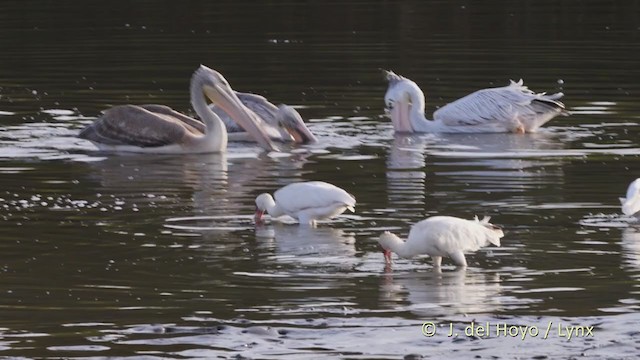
[
  {"x1": 385, "y1": 135, "x2": 429, "y2": 220},
  {"x1": 255, "y1": 224, "x2": 357, "y2": 269},
  {"x1": 380, "y1": 269, "x2": 503, "y2": 316},
  {"x1": 2, "y1": 0, "x2": 640, "y2": 357},
  {"x1": 621, "y1": 227, "x2": 640, "y2": 276}
]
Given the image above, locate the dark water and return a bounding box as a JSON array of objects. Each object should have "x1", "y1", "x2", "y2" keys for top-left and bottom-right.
[{"x1": 2, "y1": 1, "x2": 640, "y2": 358}]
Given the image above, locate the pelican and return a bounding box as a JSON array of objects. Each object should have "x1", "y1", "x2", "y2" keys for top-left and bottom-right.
[
  {"x1": 620, "y1": 178, "x2": 640, "y2": 217},
  {"x1": 78, "y1": 65, "x2": 276, "y2": 153},
  {"x1": 254, "y1": 181, "x2": 356, "y2": 226},
  {"x1": 211, "y1": 92, "x2": 317, "y2": 144},
  {"x1": 383, "y1": 70, "x2": 568, "y2": 134},
  {"x1": 378, "y1": 216, "x2": 503, "y2": 268}
]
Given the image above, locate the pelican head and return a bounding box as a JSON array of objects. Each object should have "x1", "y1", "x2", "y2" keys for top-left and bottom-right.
[
  {"x1": 382, "y1": 69, "x2": 407, "y2": 85},
  {"x1": 275, "y1": 105, "x2": 317, "y2": 144},
  {"x1": 383, "y1": 71, "x2": 422, "y2": 133},
  {"x1": 193, "y1": 65, "x2": 277, "y2": 151},
  {"x1": 621, "y1": 178, "x2": 640, "y2": 217}
]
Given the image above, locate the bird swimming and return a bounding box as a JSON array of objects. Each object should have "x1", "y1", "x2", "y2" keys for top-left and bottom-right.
[
  {"x1": 383, "y1": 70, "x2": 568, "y2": 134},
  {"x1": 78, "y1": 65, "x2": 276, "y2": 153},
  {"x1": 211, "y1": 92, "x2": 317, "y2": 144}
]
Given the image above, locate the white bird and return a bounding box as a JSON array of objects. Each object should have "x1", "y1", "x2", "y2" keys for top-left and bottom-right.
[
  {"x1": 377, "y1": 215, "x2": 504, "y2": 268},
  {"x1": 79, "y1": 65, "x2": 276, "y2": 153},
  {"x1": 211, "y1": 92, "x2": 317, "y2": 144},
  {"x1": 254, "y1": 181, "x2": 356, "y2": 226},
  {"x1": 383, "y1": 70, "x2": 568, "y2": 134},
  {"x1": 620, "y1": 178, "x2": 640, "y2": 217}
]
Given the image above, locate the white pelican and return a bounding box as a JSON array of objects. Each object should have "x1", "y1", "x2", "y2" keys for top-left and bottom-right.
[
  {"x1": 383, "y1": 70, "x2": 568, "y2": 134},
  {"x1": 620, "y1": 178, "x2": 640, "y2": 217},
  {"x1": 211, "y1": 92, "x2": 317, "y2": 144},
  {"x1": 378, "y1": 215, "x2": 503, "y2": 268},
  {"x1": 254, "y1": 181, "x2": 356, "y2": 226},
  {"x1": 79, "y1": 65, "x2": 276, "y2": 153}
]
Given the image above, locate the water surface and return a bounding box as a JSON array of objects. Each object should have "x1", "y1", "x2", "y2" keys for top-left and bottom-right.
[{"x1": 1, "y1": 1, "x2": 640, "y2": 358}]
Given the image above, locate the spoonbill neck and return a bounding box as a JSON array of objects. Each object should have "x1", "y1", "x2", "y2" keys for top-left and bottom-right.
[
  {"x1": 261, "y1": 195, "x2": 283, "y2": 217},
  {"x1": 380, "y1": 232, "x2": 416, "y2": 258}
]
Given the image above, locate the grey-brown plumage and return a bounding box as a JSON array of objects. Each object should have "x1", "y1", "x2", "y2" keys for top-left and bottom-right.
[
  {"x1": 212, "y1": 92, "x2": 317, "y2": 144},
  {"x1": 138, "y1": 104, "x2": 206, "y2": 133},
  {"x1": 79, "y1": 105, "x2": 202, "y2": 147},
  {"x1": 77, "y1": 65, "x2": 277, "y2": 154}
]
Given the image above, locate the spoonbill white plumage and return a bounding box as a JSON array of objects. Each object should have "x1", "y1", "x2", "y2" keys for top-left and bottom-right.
[
  {"x1": 377, "y1": 215, "x2": 504, "y2": 268},
  {"x1": 621, "y1": 178, "x2": 640, "y2": 217},
  {"x1": 383, "y1": 70, "x2": 568, "y2": 134},
  {"x1": 254, "y1": 181, "x2": 356, "y2": 226}
]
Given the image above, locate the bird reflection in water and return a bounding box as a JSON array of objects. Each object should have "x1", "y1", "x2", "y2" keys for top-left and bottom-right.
[
  {"x1": 621, "y1": 227, "x2": 640, "y2": 276},
  {"x1": 255, "y1": 223, "x2": 357, "y2": 269},
  {"x1": 380, "y1": 267, "x2": 503, "y2": 317}
]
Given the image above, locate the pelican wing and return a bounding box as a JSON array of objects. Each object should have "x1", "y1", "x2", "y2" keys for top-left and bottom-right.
[
  {"x1": 433, "y1": 80, "x2": 565, "y2": 131},
  {"x1": 79, "y1": 105, "x2": 200, "y2": 147},
  {"x1": 236, "y1": 92, "x2": 279, "y2": 124},
  {"x1": 139, "y1": 104, "x2": 206, "y2": 133},
  {"x1": 210, "y1": 91, "x2": 279, "y2": 134},
  {"x1": 274, "y1": 181, "x2": 356, "y2": 214}
]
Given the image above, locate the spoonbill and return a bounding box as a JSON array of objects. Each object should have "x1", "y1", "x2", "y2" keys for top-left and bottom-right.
[
  {"x1": 254, "y1": 181, "x2": 356, "y2": 226},
  {"x1": 377, "y1": 215, "x2": 503, "y2": 268}
]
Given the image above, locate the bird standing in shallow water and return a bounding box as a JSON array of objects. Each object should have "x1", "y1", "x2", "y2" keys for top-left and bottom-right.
[
  {"x1": 377, "y1": 215, "x2": 503, "y2": 268},
  {"x1": 254, "y1": 181, "x2": 356, "y2": 226},
  {"x1": 383, "y1": 70, "x2": 568, "y2": 134}
]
